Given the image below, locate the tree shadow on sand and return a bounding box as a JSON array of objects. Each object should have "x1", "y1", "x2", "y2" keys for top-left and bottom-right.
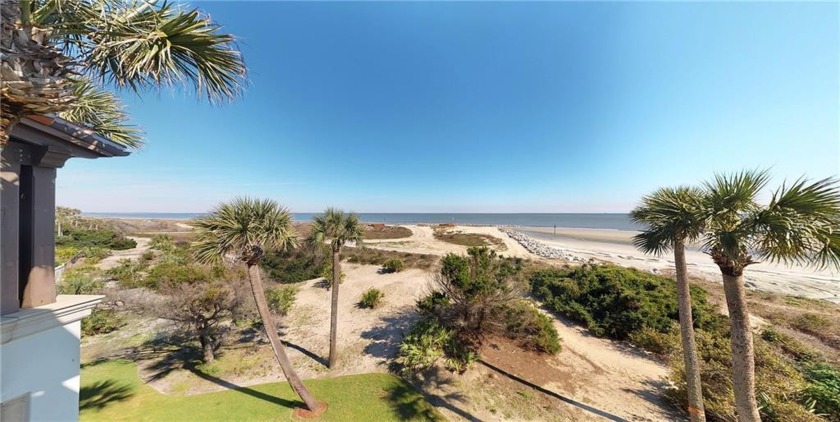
[
  {"x1": 79, "y1": 379, "x2": 135, "y2": 411},
  {"x1": 478, "y1": 359, "x2": 629, "y2": 422},
  {"x1": 360, "y1": 311, "x2": 419, "y2": 361}
]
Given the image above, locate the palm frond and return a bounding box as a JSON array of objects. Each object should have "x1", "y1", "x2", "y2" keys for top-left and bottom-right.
[
  {"x1": 193, "y1": 197, "x2": 296, "y2": 265},
  {"x1": 751, "y1": 177, "x2": 840, "y2": 268},
  {"x1": 703, "y1": 169, "x2": 769, "y2": 222},
  {"x1": 308, "y1": 208, "x2": 364, "y2": 251},
  {"x1": 630, "y1": 185, "x2": 706, "y2": 255},
  {"x1": 80, "y1": 1, "x2": 246, "y2": 102},
  {"x1": 58, "y1": 77, "x2": 143, "y2": 147}
]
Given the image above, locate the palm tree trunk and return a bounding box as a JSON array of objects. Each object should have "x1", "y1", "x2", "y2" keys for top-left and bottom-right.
[
  {"x1": 721, "y1": 273, "x2": 761, "y2": 422},
  {"x1": 1, "y1": 0, "x2": 74, "y2": 146},
  {"x1": 673, "y1": 241, "x2": 705, "y2": 421},
  {"x1": 329, "y1": 249, "x2": 340, "y2": 368},
  {"x1": 247, "y1": 264, "x2": 320, "y2": 411}
]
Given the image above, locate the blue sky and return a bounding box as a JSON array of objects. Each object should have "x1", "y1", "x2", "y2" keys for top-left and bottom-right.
[{"x1": 58, "y1": 1, "x2": 839, "y2": 213}]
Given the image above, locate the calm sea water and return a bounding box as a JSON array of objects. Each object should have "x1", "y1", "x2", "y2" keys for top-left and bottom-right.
[{"x1": 83, "y1": 212, "x2": 639, "y2": 231}]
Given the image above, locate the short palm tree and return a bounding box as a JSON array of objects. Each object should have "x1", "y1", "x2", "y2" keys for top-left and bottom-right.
[
  {"x1": 193, "y1": 198, "x2": 322, "y2": 413},
  {"x1": 631, "y1": 186, "x2": 706, "y2": 422},
  {"x1": 309, "y1": 208, "x2": 364, "y2": 369},
  {"x1": 1, "y1": 0, "x2": 246, "y2": 147},
  {"x1": 701, "y1": 170, "x2": 840, "y2": 421}
]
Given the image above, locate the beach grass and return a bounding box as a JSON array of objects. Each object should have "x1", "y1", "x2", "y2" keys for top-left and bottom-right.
[
  {"x1": 80, "y1": 359, "x2": 444, "y2": 422},
  {"x1": 433, "y1": 226, "x2": 507, "y2": 251}
]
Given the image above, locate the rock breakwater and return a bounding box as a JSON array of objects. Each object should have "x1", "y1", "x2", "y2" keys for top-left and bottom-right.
[{"x1": 499, "y1": 227, "x2": 584, "y2": 261}]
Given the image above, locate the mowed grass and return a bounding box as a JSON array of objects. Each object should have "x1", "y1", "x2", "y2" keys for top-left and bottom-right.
[{"x1": 80, "y1": 360, "x2": 445, "y2": 422}]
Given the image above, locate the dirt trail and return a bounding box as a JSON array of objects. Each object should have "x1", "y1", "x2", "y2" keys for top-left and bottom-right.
[{"x1": 97, "y1": 236, "x2": 150, "y2": 270}]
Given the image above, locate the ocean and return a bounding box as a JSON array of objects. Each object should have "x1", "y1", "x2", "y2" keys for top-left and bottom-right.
[{"x1": 82, "y1": 212, "x2": 640, "y2": 231}]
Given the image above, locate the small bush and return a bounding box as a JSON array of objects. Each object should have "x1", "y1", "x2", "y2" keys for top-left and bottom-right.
[
  {"x1": 140, "y1": 250, "x2": 156, "y2": 263},
  {"x1": 79, "y1": 246, "x2": 111, "y2": 261},
  {"x1": 58, "y1": 272, "x2": 103, "y2": 295},
  {"x1": 359, "y1": 288, "x2": 385, "y2": 309},
  {"x1": 144, "y1": 262, "x2": 207, "y2": 289},
  {"x1": 149, "y1": 234, "x2": 175, "y2": 252},
  {"x1": 382, "y1": 259, "x2": 406, "y2": 273},
  {"x1": 501, "y1": 301, "x2": 561, "y2": 354},
  {"x1": 266, "y1": 285, "x2": 299, "y2": 316},
  {"x1": 55, "y1": 246, "x2": 80, "y2": 266},
  {"x1": 105, "y1": 259, "x2": 147, "y2": 289},
  {"x1": 398, "y1": 318, "x2": 476, "y2": 374},
  {"x1": 82, "y1": 308, "x2": 124, "y2": 336},
  {"x1": 802, "y1": 362, "x2": 840, "y2": 420}
]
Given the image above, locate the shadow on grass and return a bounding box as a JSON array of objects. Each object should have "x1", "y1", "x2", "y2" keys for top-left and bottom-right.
[
  {"x1": 383, "y1": 381, "x2": 447, "y2": 421},
  {"x1": 191, "y1": 370, "x2": 303, "y2": 409},
  {"x1": 479, "y1": 360, "x2": 628, "y2": 422},
  {"x1": 79, "y1": 380, "x2": 135, "y2": 411}
]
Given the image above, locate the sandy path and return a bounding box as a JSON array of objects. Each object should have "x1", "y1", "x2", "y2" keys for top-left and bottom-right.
[{"x1": 97, "y1": 236, "x2": 151, "y2": 270}]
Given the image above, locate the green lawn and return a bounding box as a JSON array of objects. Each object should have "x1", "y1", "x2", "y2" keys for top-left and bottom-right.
[{"x1": 80, "y1": 360, "x2": 445, "y2": 421}]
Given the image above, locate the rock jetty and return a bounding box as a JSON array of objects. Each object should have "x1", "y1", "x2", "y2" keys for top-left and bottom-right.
[{"x1": 499, "y1": 227, "x2": 584, "y2": 261}]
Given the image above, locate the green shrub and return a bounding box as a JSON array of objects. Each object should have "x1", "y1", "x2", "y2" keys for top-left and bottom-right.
[
  {"x1": 82, "y1": 308, "x2": 124, "y2": 336},
  {"x1": 530, "y1": 264, "x2": 718, "y2": 340},
  {"x1": 55, "y1": 246, "x2": 80, "y2": 266},
  {"x1": 56, "y1": 228, "x2": 136, "y2": 250},
  {"x1": 105, "y1": 259, "x2": 147, "y2": 289},
  {"x1": 79, "y1": 246, "x2": 112, "y2": 261},
  {"x1": 261, "y1": 246, "x2": 329, "y2": 283},
  {"x1": 59, "y1": 271, "x2": 103, "y2": 295},
  {"x1": 629, "y1": 324, "x2": 680, "y2": 356},
  {"x1": 382, "y1": 259, "x2": 405, "y2": 273},
  {"x1": 501, "y1": 301, "x2": 561, "y2": 354},
  {"x1": 359, "y1": 288, "x2": 385, "y2": 309},
  {"x1": 149, "y1": 234, "x2": 175, "y2": 253},
  {"x1": 802, "y1": 362, "x2": 840, "y2": 420},
  {"x1": 266, "y1": 285, "x2": 299, "y2": 316},
  {"x1": 400, "y1": 247, "x2": 559, "y2": 374},
  {"x1": 144, "y1": 262, "x2": 207, "y2": 289},
  {"x1": 398, "y1": 318, "x2": 476, "y2": 374},
  {"x1": 140, "y1": 250, "x2": 156, "y2": 263}
]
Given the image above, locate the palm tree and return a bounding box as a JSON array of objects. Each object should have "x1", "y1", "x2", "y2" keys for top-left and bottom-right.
[
  {"x1": 193, "y1": 197, "x2": 323, "y2": 413},
  {"x1": 631, "y1": 186, "x2": 706, "y2": 422},
  {"x1": 1, "y1": 0, "x2": 246, "y2": 147},
  {"x1": 700, "y1": 170, "x2": 840, "y2": 421},
  {"x1": 55, "y1": 206, "x2": 81, "y2": 237},
  {"x1": 309, "y1": 208, "x2": 364, "y2": 369}
]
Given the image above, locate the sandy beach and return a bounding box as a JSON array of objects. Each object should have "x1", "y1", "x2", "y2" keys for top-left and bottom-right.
[{"x1": 364, "y1": 224, "x2": 840, "y2": 304}]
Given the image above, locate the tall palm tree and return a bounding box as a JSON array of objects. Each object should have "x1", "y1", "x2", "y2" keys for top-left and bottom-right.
[
  {"x1": 309, "y1": 208, "x2": 363, "y2": 369},
  {"x1": 193, "y1": 197, "x2": 323, "y2": 413},
  {"x1": 631, "y1": 186, "x2": 706, "y2": 422},
  {"x1": 55, "y1": 205, "x2": 81, "y2": 237},
  {"x1": 1, "y1": 0, "x2": 246, "y2": 147},
  {"x1": 700, "y1": 170, "x2": 840, "y2": 421}
]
